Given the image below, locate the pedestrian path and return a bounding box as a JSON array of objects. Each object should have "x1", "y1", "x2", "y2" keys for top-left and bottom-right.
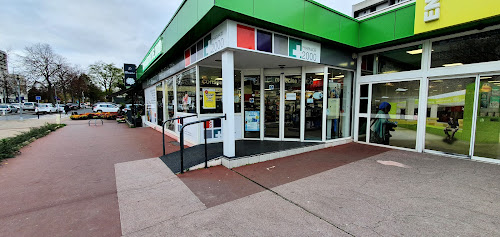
[{"x1": 117, "y1": 142, "x2": 500, "y2": 236}]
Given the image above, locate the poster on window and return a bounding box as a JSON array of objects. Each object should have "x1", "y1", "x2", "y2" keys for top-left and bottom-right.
[
  {"x1": 245, "y1": 111, "x2": 260, "y2": 132},
  {"x1": 327, "y1": 98, "x2": 340, "y2": 119},
  {"x1": 203, "y1": 88, "x2": 216, "y2": 109}
]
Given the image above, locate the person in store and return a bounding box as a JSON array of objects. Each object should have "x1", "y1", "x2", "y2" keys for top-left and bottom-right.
[
  {"x1": 370, "y1": 102, "x2": 397, "y2": 145},
  {"x1": 444, "y1": 117, "x2": 459, "y2": 140}
]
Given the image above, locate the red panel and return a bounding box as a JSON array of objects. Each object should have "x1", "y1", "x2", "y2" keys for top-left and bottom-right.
[
  {"x1": 184, "y1": 49, "x2": 191, "y2": 67},
  {"x1": 237, "y1": 24, "x2": 255, "y2": 50}
]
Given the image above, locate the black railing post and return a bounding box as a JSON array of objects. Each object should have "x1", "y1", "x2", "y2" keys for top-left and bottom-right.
[
  {"x1": 162, "y1": 121, "x2": 166, "y2": 156},
  {"x1": 204, "y1": 123, "x2": 208, "y2": 168},
  {"x1": 180, "y1": 125, "x2": 185, "y2": 174}
]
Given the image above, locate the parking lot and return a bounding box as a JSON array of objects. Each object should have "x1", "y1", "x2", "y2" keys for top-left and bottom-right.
[{"x1": 0, "y1": 107, "x2": 92, "y2": 121}]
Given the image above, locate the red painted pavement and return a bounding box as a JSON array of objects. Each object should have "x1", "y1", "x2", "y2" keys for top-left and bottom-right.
[
  {"x1": 0, "y1": 120, "x2": 178, "y2": 237},
  {"x1": 179, "y1": 143, "x2": 390, "y2": 209}
]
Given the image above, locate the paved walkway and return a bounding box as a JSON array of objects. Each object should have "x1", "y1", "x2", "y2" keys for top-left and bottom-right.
[
  {"x1": 0, "y1": 120, "x2": 179, "y2": 236},
  {"x1": 117, "y1": 143, "x2": 500, "y2": 236}
]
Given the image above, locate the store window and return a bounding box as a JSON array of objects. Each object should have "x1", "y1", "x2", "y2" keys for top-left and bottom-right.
[
  {"x1": 244, "y1": 75, "x2": 261, "y2": 138},
  {"x1": 305, "y1": 73, "x2": 324, "y2": 140},
  {"x1": 284, "y1": 75, "x2": 301, "y2": 139},
  {"x1": 361, "y1": 45, "x2": 422, "y2": 75},
  {"x1": 164, "y1": 78, "x2": 175, "y2": 131},
  {"x1": 425, "y1": 78, "x2": 475, "y2": 155},
  {"x1": 327, "y1": 69, "x2": 353, "y2": 139},
  {"x1": 370, "y1": 80, "x2": 420, "y2": 149},
  {"x1": 431, "y1": 29, "x2": 500, "y2": 68},
  {"x1": 199, "y1": 67, "x2": 241, "y2": 114},
  {"x1": 474, "y1": 75, "x2": 500, "y2": 160},
  {"x1": 156, "y1": 83, "x2": 163, "y2": 126},
  {"x1": 177, "y1": 68, "x2": 197, "y2": 113}
]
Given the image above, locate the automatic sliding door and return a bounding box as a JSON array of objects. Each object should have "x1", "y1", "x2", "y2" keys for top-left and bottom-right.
[
  {"x1": 284, "y1": 75, "x2": 301, "y2": 139},
  {"x1": 243, "y1": 75, "x2": 261, "y2": 138},
  {"x1": 473, "y1": 75, "x2": 500, "y2": 159},
  {"x1": 264, "y1": 76, "x2": 280, "y2": 138},
  {"x1": 424, "y1": 77, "x2": 475, "y2": 156}
]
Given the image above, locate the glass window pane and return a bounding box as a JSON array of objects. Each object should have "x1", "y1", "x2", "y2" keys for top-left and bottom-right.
[
  {"x1": 305, "y1": 73, "x2": 323, "y2": 140},
  {"x1": 164, "y1": 78, "x2": 175, "y2": 131},
  {"x1": 327, "y1": 69, "x2": 353, "y2": 139},
  {"x1": 244, "y1": 75, "x2": 261, "y2": 138},
  {"x1": 199, "y1": 67, "x2": 242, "y2": 114},
  {"x1": 358, "y1": 117, "x2": 367, "y2": 142},
  {"x1": 156, "y1": 83, "x2": 163, "y2": 126},
  {"x1": 431, "y1": 29, "x2": 500, "y2": 68},
  {"x1": 361, "y1": 45, "x2": 422, "y2": 75},
  {"x1": 370, "y1": 80, "x2": 420, "y2": 149},
  {"x1": 199, "y1": 67, "x2": 222, "y2": 114},
  {"x1": 177, "y1": 68, "x2": 196, "y2": 113},
  {"x1": 264, "y1": 76, "x2": 280, "y2": 138},
  {"x1": 284, "y1": 75, "x2": 301, "y2": 139},
  {"x1": 425, "y1": 77, "x2": 475, "y2": 156},
  {"x1": 474, "y1": 75, "x2": 500, "y2": 159}
]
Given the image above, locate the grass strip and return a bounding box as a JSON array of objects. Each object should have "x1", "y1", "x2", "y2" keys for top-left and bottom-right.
[{"x1": 0, "y1": 123, "x2": 66, "y2": 161}]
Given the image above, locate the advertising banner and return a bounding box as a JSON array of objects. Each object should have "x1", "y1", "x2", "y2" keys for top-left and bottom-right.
[
  {"x1": 124, "y1": 64, "x2": 136, "y2": 88},
  {"x1": 245, "y1": 111, "x2": 260, "y2": 132},
  {"x1": 203, "y1": 88, "x2": 216, "y2": 109}
]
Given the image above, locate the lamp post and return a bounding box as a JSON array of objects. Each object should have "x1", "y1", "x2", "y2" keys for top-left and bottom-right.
[{"x1": 17, "y1": 74, "x2": 23, "y2": 121}]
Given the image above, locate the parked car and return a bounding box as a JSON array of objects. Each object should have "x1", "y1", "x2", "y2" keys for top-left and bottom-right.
[
  {"x1": 67, "y1": 103, "x2": 80, "y2": 110},
  {"x1": 93, "y1": 103, "x2": 120, "y2": 113},
  {"x1": 8, "y1": 104, "x2": 19, "y2": 113},
  {"x1": 35, "y1": 103, "x2": 57, "y2": 114},
  {"x1": 0, "y1": 104, "x2": 12, "y2": 114},
  {"x1": 122, "y1": 104, "x2": 143, "y2": 113},
  {"x1": 23, "y1": 102, "x2": 37, "y2": 111},
  {"x1": 11, "y1": 103, "x2": 22, "y2": 110},
  {"x1": 55, "y1": 104, "x2": 65, "y2": 113}
]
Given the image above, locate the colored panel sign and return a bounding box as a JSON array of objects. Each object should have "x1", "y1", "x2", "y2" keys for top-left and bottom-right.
[
  {"x1": 203, "y1": 88, "x2": 216, "y2": 109},
  {"x1": 289, "y1": 38, "x2": 302, "y2": 58},
  {"x1": 184, "y1": 49, "x2": 191, "y2": 67},
  {"x1": 288, "y1": 38, "x2": 320, "y2": 63},
  {"x1": 237, "y1": 24, "x2": 255, "y2": 50},
  {"x1": 414, "y1": 0, "x2": 500, "y2": 34},
  {"x1": 141, "y1": 38, "x2": 163, "y2": 70},
  {"x1": 35, "y1": 96, "x2": 41, "y2": 101},
  {"x1": 245, "y1": 111, "x2": 260, "y2": 132},
  {"x1": 257, "y1": 30, "x2": 272, "y2": 53},
  {"x1": 274, "y1": 34, "x2": 288, "y2": 56}
]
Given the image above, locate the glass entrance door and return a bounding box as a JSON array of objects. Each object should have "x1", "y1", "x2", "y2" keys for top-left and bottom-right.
[
  {"x1": 284, "y1": 75, "x2": 301, "y2": 139},
  {"x1": 264, "y1": 76, "x2": 280, "y2": 138}
]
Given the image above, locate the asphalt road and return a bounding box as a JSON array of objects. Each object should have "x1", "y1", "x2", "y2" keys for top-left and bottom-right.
[{"x1": 0, "y1": 108, "x2": 93, "y2": 121}]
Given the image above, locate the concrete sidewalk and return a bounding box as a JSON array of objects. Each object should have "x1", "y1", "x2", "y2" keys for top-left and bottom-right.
[
  {"x1": 117, "y1": 143, "x2": 500, "y2": 236},
  {"x1": 0, "y1": 120, "x2": 180, "y2": 236}
]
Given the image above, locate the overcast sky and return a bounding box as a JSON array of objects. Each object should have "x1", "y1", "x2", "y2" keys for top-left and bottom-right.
[{"x1": 0, "y1": 0, "x2": 363, "y2": 73}]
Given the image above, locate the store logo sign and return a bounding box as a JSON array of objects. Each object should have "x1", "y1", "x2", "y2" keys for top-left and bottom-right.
[{"x1": 423, "y1": 0, "x2": 440, "y2": 23}]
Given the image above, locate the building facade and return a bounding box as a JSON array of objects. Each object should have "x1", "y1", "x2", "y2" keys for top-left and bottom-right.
[{"x1": 138, "y1": 0, "x2": 500, "y2": 163}]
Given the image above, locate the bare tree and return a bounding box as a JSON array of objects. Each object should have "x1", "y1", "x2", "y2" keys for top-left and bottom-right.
[
  {"x1": 22, "y1": 43, "x2": 62, "y2": 104},
  {"x1": 88, "y1": 61, "x2": 123, "y2": 100}
]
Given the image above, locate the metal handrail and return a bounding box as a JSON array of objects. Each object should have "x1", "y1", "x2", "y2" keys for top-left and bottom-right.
[
  {"x1": 179, "y1": 114, "x2": 227, "y2": 174},
  {"x1": 162, "y1": 114, "x2": 198, "y2": 156}
]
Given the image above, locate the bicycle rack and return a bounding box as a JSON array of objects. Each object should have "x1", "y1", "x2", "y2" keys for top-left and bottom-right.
[
  {"x1": 162, "y1": 114, "x2": 198, "y2": 156},
  {"x1": 179, "y1": 114, "x2": 227, "y2": 174}
]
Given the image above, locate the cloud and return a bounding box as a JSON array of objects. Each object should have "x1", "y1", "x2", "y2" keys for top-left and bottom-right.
[{"x1": 0, "y1": 0, "x2": 362, "y2": 72}]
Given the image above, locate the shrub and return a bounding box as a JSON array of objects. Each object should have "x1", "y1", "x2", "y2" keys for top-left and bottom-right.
[{"x1": 0, "y1": 123, "x2": 66, "y2": 161}]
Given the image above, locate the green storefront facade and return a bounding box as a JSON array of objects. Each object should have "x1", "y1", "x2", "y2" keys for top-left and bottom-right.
[{"x1": 139, "y1": 0, "x2": 500, "y2": 164}]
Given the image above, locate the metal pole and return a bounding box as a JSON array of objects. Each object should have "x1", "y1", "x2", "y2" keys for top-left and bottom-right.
[
  {"x1": 180, "y1": 125, "x2": 184, "y2": 174},
  {"x1": 162, "y1": 121, "x2": 166, "y2": 156},
  {"x1": 204, "y1": 123, "x2": 208, "y2": 168},
  {"x1": 17, "y1": 75, "x2": 23, "y2": 121}
]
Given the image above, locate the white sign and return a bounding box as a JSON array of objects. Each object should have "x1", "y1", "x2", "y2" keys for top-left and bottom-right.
[
  {"x1": 286, "y1": 93, "x2": 297, "y2": 101},
  {"x1": 424, "y1": 0, "x2": 440, "y2": 23},
  {"x1": 300, "y1": 40, "x2": 321, "y2": 63}
]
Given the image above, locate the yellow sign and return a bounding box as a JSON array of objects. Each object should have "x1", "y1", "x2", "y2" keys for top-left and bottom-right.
[
  {"x1": 203, "y1": 88, "x2": 216, "y2": 109},
  {"x1": 414, "y1": 0, "x2": 500, "y2": 34}
]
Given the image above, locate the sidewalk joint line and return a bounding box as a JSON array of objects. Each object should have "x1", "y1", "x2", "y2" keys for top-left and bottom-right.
[{"x1": 231, "y1": 169, "x2": 356, "y2": 237}]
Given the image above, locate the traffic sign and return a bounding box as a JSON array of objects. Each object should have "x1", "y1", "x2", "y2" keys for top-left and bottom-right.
[{"x1": 36, "y1": 96, "x2": 41, "y2": 101}]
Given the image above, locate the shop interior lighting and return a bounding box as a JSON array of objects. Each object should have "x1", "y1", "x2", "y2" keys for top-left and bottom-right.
[
  {"x1": 481, "y1": 77, "x2": 493, "y2": 79},
  {"x1": 382, "y1": 96, "x2": 389, "y2": 99},
  {"x1": 335, "y1": 75, "x2": 345, "y2": 78},
  {"x1": 443, "y1": 63, "x2": 463, "y2": 67},
  {"x1": 395, "y1": 88, "x2": 408, "y2": 92},
  {"x1": 215, "y1": 78, "x2": 223, "y2": 81},
  {"x1": 313, "y1": 79, "x2": 322, "y2": 81},
  {"x1": 406, "y1": 49, "x2": 423, "y2": 55}
]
